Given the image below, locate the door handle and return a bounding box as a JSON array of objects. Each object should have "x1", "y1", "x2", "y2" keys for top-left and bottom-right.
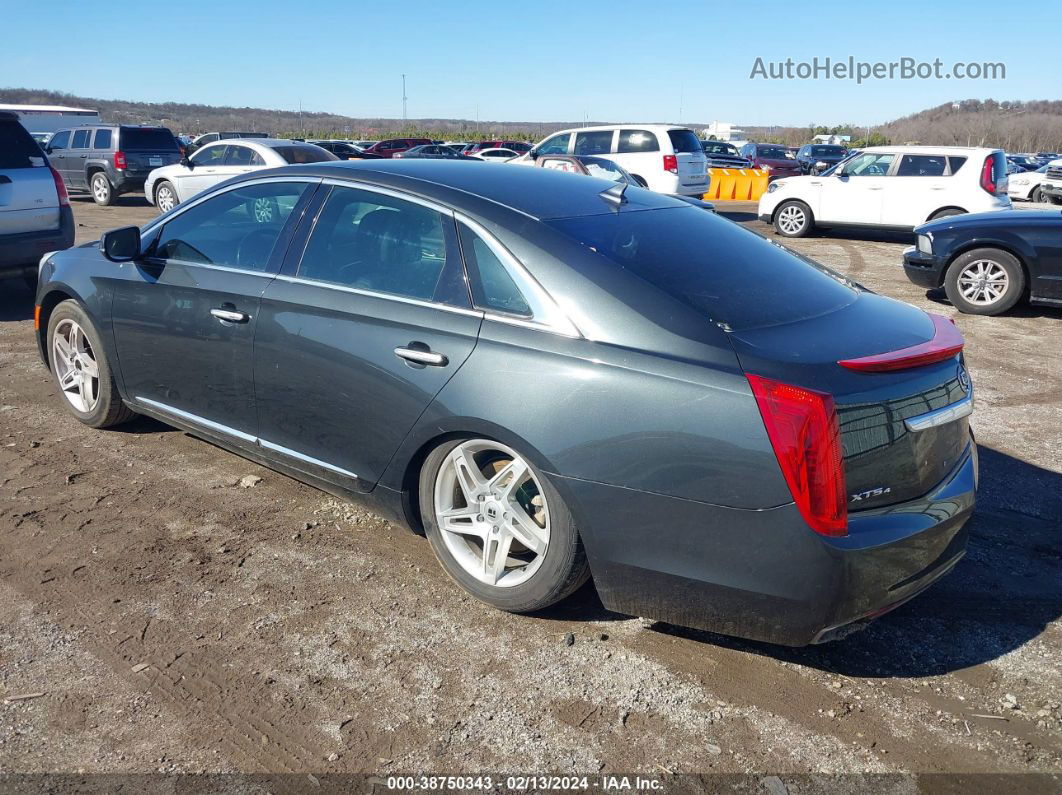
[
  {"x1": 868, "y1": 186, "x2": 884, "y2": 190},
  {"x1": 80, "y1": 154, "x2": 87, "y2": 158},
  {"x1": 210, "y1": 307, "x2": 249, "y2": 323},
  {"x1": 809, "y1": 181, "x2": 821, "y2": 186},
  {"x1": 394, "y1": 346, "x2": 448, "y2": 367}
]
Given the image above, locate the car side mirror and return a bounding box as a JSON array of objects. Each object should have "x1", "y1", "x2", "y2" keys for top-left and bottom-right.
[
  {"x1": 100, "y1": 226, "x2": 141, "y2": 263},
  {"x1": 180, "y1": 156, "x2": 193, "y2": 168},
  {"x1": 528, "y1": 148, "x2": 538, "y2": 160}
]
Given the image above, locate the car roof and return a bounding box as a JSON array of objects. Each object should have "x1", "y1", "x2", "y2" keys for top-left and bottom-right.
[
  {"x1": 548, "y1": 123, "x2": 691, "y2": 135},
  {"x1": 246, "y1": 159, "x2": 685, "y2": 219},
  {"x1": 859, "y1": 145, "x2": 1000, "y2": 155}
]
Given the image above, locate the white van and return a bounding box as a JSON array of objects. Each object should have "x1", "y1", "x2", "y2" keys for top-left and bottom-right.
[{"x1": 515, "y1": 125, "x2": 709, "y2": 196}]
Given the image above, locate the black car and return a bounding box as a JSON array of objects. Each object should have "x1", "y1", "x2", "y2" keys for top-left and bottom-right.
[
  {"x1": 0, "y1": 111, "x2": 74, "y2": 284},
  {"x1": 34, "y1": 160, "x2": 976, "y2": 646},
  {"x1": 903, "y1": 209, "x2": 1062, "y2": 315},
  {"x1": 796, "y1": 144, "x2": 849, "y2": 175},
  {"x1": 45, "y1": 125, "x2": 181, "y2": 206},
  {"x1": 310, "y1": 140, "x2": 381, "y2": 160},
  {"x1": 700, "y1": 140, "x2": 752, "y2": 169},
  {"x1": 392, "y1": 144, "x2": 478, "y2": 160}
]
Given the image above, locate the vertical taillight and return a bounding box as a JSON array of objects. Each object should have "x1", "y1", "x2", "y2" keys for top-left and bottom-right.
[
  {"x1": 49, "y1": 166, "x2": 69, "y2": 206},
  {"x1": 114, "y1": 151, "x2": 127, "y2": 170},
  {"x1": 663, "y1": 154, "x2": 678, "y2": 174},
  {"x1": 979, "y1": 155, "x2": 996, "y2": 194},
  {"x1": 747, "y1": 375, "x2": 847, "y2": 537}
]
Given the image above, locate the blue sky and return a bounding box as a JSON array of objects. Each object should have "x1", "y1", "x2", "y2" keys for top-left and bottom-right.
[{"x1": 2, "y1": 0, "x2": 1058, "y2": 127}]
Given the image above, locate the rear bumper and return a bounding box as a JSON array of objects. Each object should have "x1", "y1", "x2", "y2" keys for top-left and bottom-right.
[
  {"x1": 902, "y1": 246, "x2": 945, "y2": 288},
  {"x1": 554, "y1": 440, "x2": 976, "y2": 646},
  {"x1": 0, "y1": 206, "x2": 75, "y2": 278}
]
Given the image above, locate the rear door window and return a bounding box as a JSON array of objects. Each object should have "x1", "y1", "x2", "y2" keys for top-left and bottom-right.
[
  {"x1": 272, "y1": 145, "x2": 337, "y2": 164},
  {"x1": 896, "y1": 155, "x2": 947, "y2": 177},
  {"x1": 617, "y1": 130, "x2": 659, "y2": 153},
  {"x1": 0, "y1": 119, "x2": 45, "y2": 168},
  {"x1": 93, "y1": 129, "x2": 112, "y2": 149},
  {"x1": 153, "y1": 182, "x2": 310, "y2": 272},
  {"x1": 297, "y1": 185, "x2": 465, "y2": 304},
  {"x1": 574, "y1": 131, "x2": 614, "y2": 156},
  {"x1": 224, "y1": 145, "x2": 257, "y2": 166}
]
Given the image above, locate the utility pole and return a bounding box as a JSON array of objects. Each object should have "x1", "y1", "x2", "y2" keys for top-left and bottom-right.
[{"x1": 402, "y1": 74, "x2": 407, "y2": 121}]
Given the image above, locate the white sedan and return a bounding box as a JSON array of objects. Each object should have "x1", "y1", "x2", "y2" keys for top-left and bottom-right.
[
  {"x1": 1007, "y1": 163, "x2": 1052, "y2": 202},
  {"x1": 473, "y1": 147, "x2": 519, "y2": 162},
  {"x1": 145, "y1": 139, "x2": 336, "y2": 213}
]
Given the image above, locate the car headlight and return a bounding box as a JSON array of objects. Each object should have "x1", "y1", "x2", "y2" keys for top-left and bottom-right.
[
  {"x1": 917, "y1": 234, "x2": 932, "y2": 255},
  {"x1": 767, "y1": 181, "x2": 782, "y2": 193}
]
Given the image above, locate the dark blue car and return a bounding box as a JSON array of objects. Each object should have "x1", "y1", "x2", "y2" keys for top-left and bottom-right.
[{"x1": 33, "y1": 160, "x2": 977, "y2": 645}]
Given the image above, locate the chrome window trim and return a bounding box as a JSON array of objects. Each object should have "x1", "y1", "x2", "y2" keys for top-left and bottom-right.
[
  {"x1": 140, "y1": 175, "x2": 320, "y2": 237},
  {"x1": 135, "y1": 397, "x2": 257, "y2": 443},
  {"x1": 271, "y1": 273, "x2": 484, "y2": 318},
  {"x1": 135, "y1": 397, "x2": 359, "y2": 480},
  {"x1": 454, "y1": 213, "x2": 582, "y2": 339},
  {"x1": 139, "y1": 259, "x2": 280, "y2": 279},
  {"x1": 904, "y1": 392, "x2": 974, "y2": 433},
  {"x1": 317, "y1": 177, "x2": 457, "y2": 217}
]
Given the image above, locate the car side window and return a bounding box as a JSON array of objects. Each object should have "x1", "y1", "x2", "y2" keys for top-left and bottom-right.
[
  {"x1": 152, "y1": 182, "x2": 310, "y2": 272},
  {"x1": 536, "y1": 133, "x2": 570, "y2": 155},
  {"x1": 225, "y1": 145, "x2": 256, "y2": 166},
  {"x1": 71, "y1": 129, "x2": 90, "y2": 149},
  {"x1": 843, "y1": 152, "x2": 894, "y2": 176},
  {"x1": 574, "y1": 131, "x2": 613, "y2": 156},
  {"x1": 458, "y1": 223, "x2": 531, "y2": 317},
  {"x1": 49, "y1": 131, "x2": 70, "y2": 150},
  {"x1": 93, "y1": 129, "x2": 112, "y2": 149},
  {"x1": 896, "y1": 155, "x2": 947, "y2": 177},
  {"x1": 192, "y1": 144, "x2": 228, "y2": 165},
  {"x1": 617, "y1": 130, "x2": 659, "y2": 153},
  {"x1": 297, "y1": 185, "x2": 466, "y2": 305},
  {"x1": 948, "y1": 156, "x2": 967, "y2": 175}
]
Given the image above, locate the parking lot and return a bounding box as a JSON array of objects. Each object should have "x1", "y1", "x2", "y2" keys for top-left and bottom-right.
[{"x1": 0, "y1": 195, "x2": 1059, "y2": 779}]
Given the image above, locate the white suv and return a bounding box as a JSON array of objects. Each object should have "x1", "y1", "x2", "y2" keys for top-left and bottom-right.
[
  {"x1": 758, "y1": 146, "x2": 1011, "y2": 237},
  {"x1": 513, "y1": 125, "x2": 709, "y2": 196}
]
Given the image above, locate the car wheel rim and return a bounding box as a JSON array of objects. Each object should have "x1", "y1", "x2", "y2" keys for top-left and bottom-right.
[
  {"x1": 433, "y1": 440, "x2": 550, "y2": 588},
  {"x1": 52, "y1": 319, "x2": 100, "y2": 413},
  {"x1": 778, "y1": 205, "x2": 805, "y2": 234},
  {"x1": 93, "y1": 177, "x2": 108, "y2": 202},
  {"x1": 958, "y1": 259, "x2": 1009, "y2": 305},
  {"x1": 253, "y1": 198, "x2": 273, "y2": 223},
  {"x1": 158, "y1": 187, "x2": 174, "y2": 211}
]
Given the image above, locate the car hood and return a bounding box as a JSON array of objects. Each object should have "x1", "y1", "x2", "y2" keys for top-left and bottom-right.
[{"x1": 759, "y1": 158, "x2": 800, "y2": 168}]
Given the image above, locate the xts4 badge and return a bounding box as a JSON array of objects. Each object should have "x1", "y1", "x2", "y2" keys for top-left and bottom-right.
[{"x1": 850, "y1": 486, "x2": 892, "y2": 503}]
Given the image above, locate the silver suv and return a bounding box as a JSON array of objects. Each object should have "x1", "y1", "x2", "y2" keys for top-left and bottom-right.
[{"x1": 0, "y1": 111, "x2": 74, "y2": 287}]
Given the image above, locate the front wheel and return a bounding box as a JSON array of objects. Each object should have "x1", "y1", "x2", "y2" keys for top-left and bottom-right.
[
  {"x1": 1030, "y1": 186, "x2": 1044, "y2": 203},
  {"x1": 47, "y1": 300, "x2": 135, "y2": 428},
  {"x1": 155, "y1": 181, "x2": 179, "y2": 213},
  {"x1": 773, "y1": 200, "x2": 814, "y2": 238},
  {"x1": 944, "y1": 248, "x2": 1025, "y2": 316},
  {"x1": 90, "y1": 173, "x2": 114, "y2": 206},
  {"x1": 419, "y1": 438, "x2": 589, "y2": 612}
]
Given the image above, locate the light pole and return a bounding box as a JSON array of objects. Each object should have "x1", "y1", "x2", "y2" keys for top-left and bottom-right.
[{"x1": 402, "y1": 74, "x2": 407, "y2": 121}]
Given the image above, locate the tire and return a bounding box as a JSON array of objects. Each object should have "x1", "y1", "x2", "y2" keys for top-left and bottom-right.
[
  {"x1": 929, "y1": 208, "x2": 965, "y2": 221},
  {"x1": 155, "y1": 181, "x2": 179, "y2": 213},
  {"x1": 419, "y1": 438, "x2": 590, "y2": 613},
  {"x1": 90, "y1": 172, "x2": 114, "y2": 206},
  {"x1": 944, "y1": 248, "x2": 1025, "y2": 316},
  {"x1": 773, "y1": 200, "x2": 814, "y2": 238},
  {"x1": 47, "y1": 300, "x2": 135, "y2": 428},
  {"x1": 1030, "y1": 186, "x2": 1044, "y2": 204}
]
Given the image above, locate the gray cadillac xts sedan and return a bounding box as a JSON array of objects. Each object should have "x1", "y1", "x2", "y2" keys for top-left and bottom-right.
[{"x1": 33, "y1": 160, "x2": 977, "y2": 645}]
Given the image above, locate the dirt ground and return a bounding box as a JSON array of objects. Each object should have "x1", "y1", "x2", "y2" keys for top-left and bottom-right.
[{"x1": 0, "y1": 193, "x2": 1059, "y2": 785}]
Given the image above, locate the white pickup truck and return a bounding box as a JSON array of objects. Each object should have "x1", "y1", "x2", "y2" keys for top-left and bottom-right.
[{"x1": 1039, "y1": 159, "x2": 1062, "y2": 204}]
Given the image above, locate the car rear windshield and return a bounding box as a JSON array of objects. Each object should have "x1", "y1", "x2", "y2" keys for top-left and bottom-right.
[
  {"x1": 811, "y1": 146, "x2": 845, "y2": 156},
  {"x1": 273, "y1": 145, "x2": 338, "y2": 164},
  {"x1": 547, "y1": 207, "x2": 858, "y2": 331},
  {"x1": 121, "y1": 128, "x2": 179, "y2": 151},
  {"x1": 0, "y1": 119, "x2": 44, "y2": 168},
  {"x1": 667, "y1": 129, "x2": 703, "y2": 154}
]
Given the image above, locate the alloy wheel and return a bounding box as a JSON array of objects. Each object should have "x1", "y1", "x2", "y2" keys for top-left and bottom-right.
[
  {"x1": 92, "y1": 176, "x2": 110, "y2": 203},
  {"x1": 253, "y1": 197, "x2": 274, "y2": 223},
  {"x1": 957, "y1": 259, "x2": 1009, "y2": 305},
  {"x1": 52, "y1": 319, "x2": 100, "y2": 413},
  {"x1": 777, "y1": 205, "x2": 806, "y2": 235},
  {"x1": 433, "y1": 440, "x2": 550, "y2": 588},
  {"x1": 157, "y1": 185, "x2": 176, "y2": 212}
]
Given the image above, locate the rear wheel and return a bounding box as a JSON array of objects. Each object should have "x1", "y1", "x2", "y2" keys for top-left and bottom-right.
[
  {"x1": 944, "y1": 248, "x2": 1025, "y2": 316},
  {"x1": 47, "y1": 300, "x2": 135, "y2": 427},
  {"x1": 90, "y1": 172, "x2": 114, "y2": 206},
  {"x1": 419, "y1": 438, "x2": 589, "y2": 612},
  {"x1": 155, "y1": 181, "x2": 179, "y2": 213},
  {"x1": 773, "y1": 200, "x2": 813, "y2": 238}
]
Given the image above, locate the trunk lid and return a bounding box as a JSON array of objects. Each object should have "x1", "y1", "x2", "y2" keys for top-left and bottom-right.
[
  {"x1": 0, "y1": 117, "x2": 59, "y2": 235},
  {"x1": 727, "y1": 294, "x2": 972, "y2": 511}
]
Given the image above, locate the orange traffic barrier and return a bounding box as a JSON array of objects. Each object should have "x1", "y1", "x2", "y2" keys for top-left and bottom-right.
[{"x1": 703, "y1": 168, "x2": 771, "y2": 202}]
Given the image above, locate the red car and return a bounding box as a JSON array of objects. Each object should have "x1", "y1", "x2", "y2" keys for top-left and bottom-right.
[
  {"x1": 740, "y1": 143, "x2": 803, "y2": 180},
  {"x1": 361, "y1": 138, "x2": 432, "y2": 158},
  {"x1": 464, "y1": 140, "x2": 532, "y2": 156}
]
